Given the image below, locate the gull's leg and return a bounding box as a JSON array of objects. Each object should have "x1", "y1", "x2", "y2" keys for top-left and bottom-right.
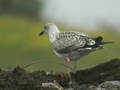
[
  {"x1": 66, "y1": 58, "x2": 71, "y2": 63},
  {"x1": 73, "y1": 60, "x2": 78, "y2": 72},
  {"x1": 57, "y1": 58, "x2": 74, "y2": 71},
  {"x1": 66, "y1": 58, "x2": 71, "y2": 72},
  {"x1": 66, "y1": 58, "x2": 73, "y2": 86}
]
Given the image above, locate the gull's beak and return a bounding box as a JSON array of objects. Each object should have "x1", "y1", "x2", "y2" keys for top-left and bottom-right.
[{"x1": 40, "y1": 31, "x2": 44, "y2": 36}]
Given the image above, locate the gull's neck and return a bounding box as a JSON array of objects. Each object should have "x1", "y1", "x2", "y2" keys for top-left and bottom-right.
[{"x1": 48, "y1": 27, "x2": 60, "y2": 43}]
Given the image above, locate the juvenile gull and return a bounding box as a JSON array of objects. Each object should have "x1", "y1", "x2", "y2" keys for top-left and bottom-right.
[{"x1": 40, "y1": 23, "x2": 113, "y2": 71}]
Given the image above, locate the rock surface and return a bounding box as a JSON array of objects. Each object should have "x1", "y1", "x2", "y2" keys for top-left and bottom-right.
[
  {"x1": 98, "y1": 81, "x2": 120, "y2": 90},
  {"x1": 0, "y1": 58, "x2": 120, "y2": 90}
]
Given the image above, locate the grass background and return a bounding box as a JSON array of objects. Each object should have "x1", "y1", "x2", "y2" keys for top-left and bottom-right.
[{"x1": 0, "y1": 16, "x2": 120, "y2": 72}]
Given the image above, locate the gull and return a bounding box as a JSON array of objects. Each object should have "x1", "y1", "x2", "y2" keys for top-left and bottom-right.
[{"x1": 40, "y1": 23, "x2": 113, "y2": 72}]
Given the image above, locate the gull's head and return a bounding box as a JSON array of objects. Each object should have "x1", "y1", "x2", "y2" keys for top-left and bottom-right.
[{"x1": 40, "y1": 23, "x2": 60, "y2": 36}]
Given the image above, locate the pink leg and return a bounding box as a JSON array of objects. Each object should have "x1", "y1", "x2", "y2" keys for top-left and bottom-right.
[
  {"x1": 67, "y1": 58, "x2": 77, "y2": 72},
  {"x1": 67, "y1": 58, "x2": 71, "y2": 63}
]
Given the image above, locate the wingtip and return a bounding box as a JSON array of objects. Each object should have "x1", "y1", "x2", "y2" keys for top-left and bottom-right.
[{"x1": 101, "y1": 41, "x2": 114, "y2": 45}]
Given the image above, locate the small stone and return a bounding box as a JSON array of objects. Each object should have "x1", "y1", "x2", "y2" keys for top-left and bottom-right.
[{"x1": 99, "y1": 81, "x2": 120, "y2": 90}]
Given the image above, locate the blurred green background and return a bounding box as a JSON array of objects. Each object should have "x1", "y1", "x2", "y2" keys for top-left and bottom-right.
[{"x1": 0, "y1": 0, "x2": 120, "y2": 72}]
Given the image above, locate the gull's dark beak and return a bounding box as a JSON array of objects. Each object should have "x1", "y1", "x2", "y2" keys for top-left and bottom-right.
[{"x1": 40, "y1": 31, "x2": 44, "y2": 36}]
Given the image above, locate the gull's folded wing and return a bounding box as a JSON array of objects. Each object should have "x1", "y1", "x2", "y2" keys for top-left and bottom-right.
[{"x1": 51, "y1": 32, "x2": 93, "y2": 53}]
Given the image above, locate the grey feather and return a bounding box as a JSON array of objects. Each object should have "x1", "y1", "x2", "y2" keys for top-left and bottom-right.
[{"x1": 51, "y1": 31, "x2": 94, "y2": 54}]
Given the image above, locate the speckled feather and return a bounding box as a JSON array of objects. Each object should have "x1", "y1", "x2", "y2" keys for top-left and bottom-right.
[{"x1": 51, "y1": 31, "x2": 95, "y2": 54}]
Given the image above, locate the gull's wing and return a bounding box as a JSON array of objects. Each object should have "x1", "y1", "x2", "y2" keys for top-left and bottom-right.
[{"x1": 51, "y1": 32, "x2": 95, "y2": 53}]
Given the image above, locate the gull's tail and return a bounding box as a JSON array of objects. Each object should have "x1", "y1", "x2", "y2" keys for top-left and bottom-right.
[
  {"x1": 90, "y1": 36, "x2": 114, "y2": 49},
  {"x1": 94, "y1": 36, "x2": 114, "y2": 45}
]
